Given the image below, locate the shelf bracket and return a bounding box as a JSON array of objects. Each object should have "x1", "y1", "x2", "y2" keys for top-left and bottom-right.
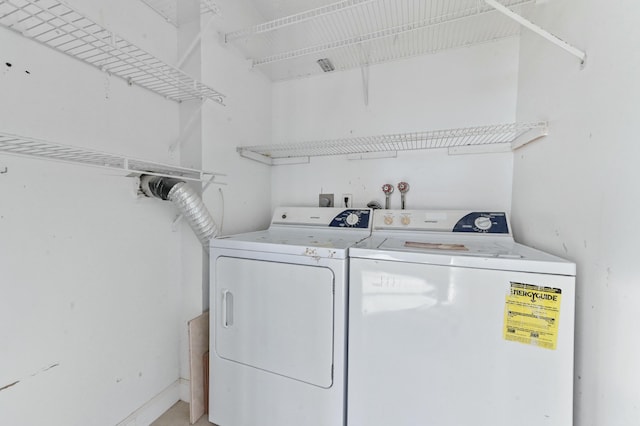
[
  {"x1": 484, "y1": 0, "x2": 586, "y2": 66},
  {"x1": 238, "y1": 149, "x2": 274, "y2": 165},
  {"x1": 510, "y1": 122, "x2": 549, "y2": 150},
  {"x1": 237, "y1": 149, "x2": 311, "y2": 166}
]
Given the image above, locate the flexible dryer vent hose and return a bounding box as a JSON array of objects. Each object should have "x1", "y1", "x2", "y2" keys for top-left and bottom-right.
[{"x1": 140, "y1": 175, "x2": 219, "y2": 247}]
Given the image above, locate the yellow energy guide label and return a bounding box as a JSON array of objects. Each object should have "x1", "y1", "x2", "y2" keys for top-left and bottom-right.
[{"x1": 503, "y1": 282, "x2": 562, "y2": 350}]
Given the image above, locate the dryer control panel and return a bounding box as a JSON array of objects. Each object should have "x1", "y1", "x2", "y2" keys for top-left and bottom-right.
[
  {"x1": 272, "y1": 207, "x2": 372, "y2": 230},
  {"x1": 329, "y1": 209, "x2": 371, "y2": 229},
  {"x1": 373, "y1": 210, "x2": 510, "y2": 235}
]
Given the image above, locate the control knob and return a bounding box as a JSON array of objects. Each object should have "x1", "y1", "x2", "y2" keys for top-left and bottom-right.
[
  {"x1": 474, "y1": 216, "x2": 492, "y2": 231},
  {"x1": 346, "y1": 213, "x2": 360, "y2": 226},
  {"x1": 384, "y1": 215, "x2": 394, "y2": 225},
  {"x1": 401, "y1": 215, "x2": 411, "y2": 226}
]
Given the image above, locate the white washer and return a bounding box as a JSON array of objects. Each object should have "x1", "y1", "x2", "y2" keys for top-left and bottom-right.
[
  {"x1": 348, "y1": 210, "x2": 576, "y2": 426},
  {"x1": 209, "y1": 207, "x2": 372, "y2": 426}
]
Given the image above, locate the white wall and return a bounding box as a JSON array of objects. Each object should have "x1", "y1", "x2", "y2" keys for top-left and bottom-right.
[
  {"x1": 513, "y1": 1, "x2": 640, "y2": 424},
  {"x1": 271, "y1": 39, "x2": 519, "y2": 211},
  {"x1": 201, "y1": 0, "x2": 273, "y2": 236},
  {"x1": 0, "y1": 1, "x2": 185, "y2": 425}
]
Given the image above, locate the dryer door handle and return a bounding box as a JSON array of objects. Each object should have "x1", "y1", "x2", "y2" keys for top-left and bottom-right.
[{"x1": 221, "y1": 289, "x2": 234, "y2": 328}]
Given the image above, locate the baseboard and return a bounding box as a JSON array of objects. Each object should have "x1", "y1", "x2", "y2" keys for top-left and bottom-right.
[{"x1": 116, "y1": 380, "x2": 181, "y2": 426}]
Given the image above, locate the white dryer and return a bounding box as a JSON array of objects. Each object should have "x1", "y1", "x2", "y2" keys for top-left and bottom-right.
[
  {"x1": 348, "y1": 210, "x2": 576, "y2": 426},
  {"x1": 209, "y1": 207, "x2": 372, "y2": 426}
]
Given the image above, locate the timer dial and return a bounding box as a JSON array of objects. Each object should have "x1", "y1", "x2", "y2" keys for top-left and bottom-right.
[
  {"x1": 346, "y1": 213, "x2": 360, "y2": 226},
  {"x1": 401, "y1": 215, "x2": 411, "y2": 226},
  {"x1": 474, "y1": 216, "x2": 492, "y2": 231}
]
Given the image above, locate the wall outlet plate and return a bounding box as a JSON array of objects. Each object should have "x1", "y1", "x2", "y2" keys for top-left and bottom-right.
[{"x1": 319, "y1": 193, "x2": 334, "y2": 207}]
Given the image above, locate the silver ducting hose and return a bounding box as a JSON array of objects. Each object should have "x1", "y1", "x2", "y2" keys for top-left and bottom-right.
[
  {"x1": 167, "y1": 182, "x2": 218, "y2": 245},
  {"x1": 140, "y1": 175, "x2": 219, "y2": 247}
]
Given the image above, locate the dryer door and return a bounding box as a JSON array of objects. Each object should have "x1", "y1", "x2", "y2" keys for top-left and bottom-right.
[{"x1": 215, "y1": 256, "x2": 335, "y2": 388}]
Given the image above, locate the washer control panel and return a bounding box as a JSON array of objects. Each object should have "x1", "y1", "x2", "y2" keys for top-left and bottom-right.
[
  {"x1": 452, "y1": 212, "x2": 509, "y2": 234},
  {"x1": 373, "y1": 210, "x2": 510, "y2": 234}
]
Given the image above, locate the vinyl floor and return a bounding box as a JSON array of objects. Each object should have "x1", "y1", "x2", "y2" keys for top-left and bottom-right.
[{"x1": 151, "y1": 401, "x2": 216, "y2": 426}]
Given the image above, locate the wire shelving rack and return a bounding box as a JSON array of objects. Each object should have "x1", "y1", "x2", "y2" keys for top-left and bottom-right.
[
  {"x1": 0, "y1": 0, "x2": 225, "y2": 103},
  {"x1": 237, "y1": 122, "x2": 548, "y2": 165},
  {"x1": 225, "y1": 0, "x2": 535, "y2": 81},
  {"x1": 0, "y1": 132, "x2": 225, "y2": 183}
]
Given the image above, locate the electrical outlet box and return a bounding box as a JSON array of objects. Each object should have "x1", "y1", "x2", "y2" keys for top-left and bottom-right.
[
  {"x1": 342, "y1": 194, "x2": 352, "y2": 208},
  {"x1": 319, "y1": 193, "x2": 334, "y2": 207}
]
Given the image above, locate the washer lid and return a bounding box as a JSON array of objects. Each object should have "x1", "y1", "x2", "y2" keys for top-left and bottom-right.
[{"x1": 350, "y1": 235, "x2": 576, "y2": 276}]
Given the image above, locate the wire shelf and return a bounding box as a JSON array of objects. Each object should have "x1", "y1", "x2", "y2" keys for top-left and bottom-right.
[
  {"x1": 237, "y1": 122, "x2": 548, "y2": 165},
  {"x1": 226, "y1": 0, "x2": 534, "y2": 81},
  {"x1": 0, "y1": 132, "x2": 225, "y2": 182},
  {"x1": 0, "y1": 0, "x2": 225, "y2": 103},
  {"x1": 140, "y1": 0, "x2": 219, "y2": 27}
]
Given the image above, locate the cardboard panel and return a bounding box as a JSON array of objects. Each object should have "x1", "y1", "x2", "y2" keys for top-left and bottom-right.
[{"x1": 188, "y1": 312, "x2": 209, "y2": 424}]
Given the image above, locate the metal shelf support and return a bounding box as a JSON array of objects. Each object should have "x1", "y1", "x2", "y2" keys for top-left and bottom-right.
[
  {"x1": 510, "y1": 121, "x2": 549, "y2": 150},
  {"x1": 484, "y1": 0, "x2": 586, "y2": 66}
]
